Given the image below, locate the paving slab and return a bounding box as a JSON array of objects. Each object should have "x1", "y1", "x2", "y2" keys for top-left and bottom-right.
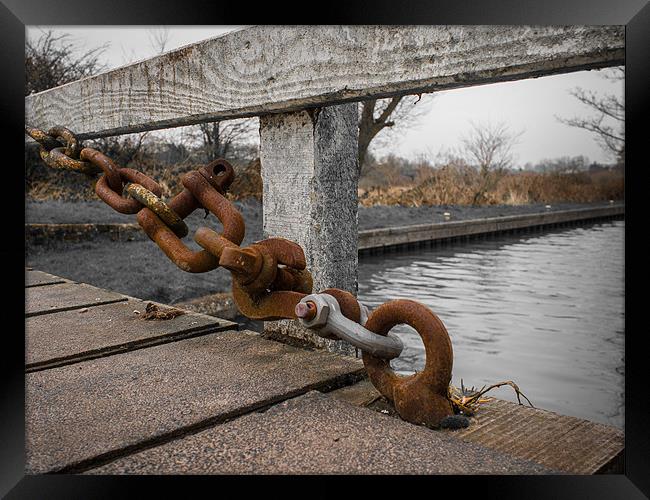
[
  {"x1": 330, "y1": 379, "x2": 624, "y2": 474},
  {"x1": 25, "y1": 299, "x2": 237, "y2": 371},
  {"x1": 26, "y1": 281, "x2": 127, "y2": 317},
  {"x1": 87, "y1": 391, "x2": 554, "y2": 474},
  {"x1": 328, "y1": 377, "x2": 382, "y2": 406},
  {"x1": 26, "y1": 331, "x2": 364, "y2": 473},
  {"x1": 25, "y1": 269, "x2": 70, "y2": 288}
]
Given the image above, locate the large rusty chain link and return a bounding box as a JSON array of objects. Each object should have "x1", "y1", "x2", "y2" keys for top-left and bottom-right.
[{"x1": 25, "y1": 125, "x2": 455, "y2": 428}]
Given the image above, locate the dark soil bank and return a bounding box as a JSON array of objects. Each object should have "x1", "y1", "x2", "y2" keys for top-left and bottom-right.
[{"x1": 26, "y1": 199, "x2": 617, "y2": 305}]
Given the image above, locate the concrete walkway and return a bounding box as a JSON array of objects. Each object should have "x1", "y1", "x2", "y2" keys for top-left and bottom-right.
[
  {"x1": 330, "y1": 380, "x2": 624, "y2": 475},
  {"x1": 24, "y1": 270, "x2": 622, "y2": 474},
  {"x1": 358, "y1": 204, "x2": 625, "y2": 255}
]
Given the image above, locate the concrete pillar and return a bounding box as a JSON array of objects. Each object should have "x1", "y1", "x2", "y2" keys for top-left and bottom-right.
[{"x1": 259, "y1": 104, "x2": 359, "y2": 356}]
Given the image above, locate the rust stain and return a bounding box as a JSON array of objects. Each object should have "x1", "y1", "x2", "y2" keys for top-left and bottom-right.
[{"x1": 165, "y1": 45, "x2": 195, "y2": 64}]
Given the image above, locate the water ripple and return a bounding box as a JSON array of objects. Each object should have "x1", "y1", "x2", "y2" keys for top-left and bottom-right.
[{"x1": 359, "y1": 220, "x2": 625, "y2": 429}]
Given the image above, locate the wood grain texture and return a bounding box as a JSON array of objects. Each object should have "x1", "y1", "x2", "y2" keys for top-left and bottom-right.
[
  {"x1": 261, "y1": 106, "x2": 359, "y2": 357},
  {"x1": 449, "y1": 398, "x2": 624, "y2": 474},
  {"x1": 25, "y1": 25, "x2": 624, "y2": 138},
  {"x1": 334, "y1": 379, "x2": 623, "y2": 474}
]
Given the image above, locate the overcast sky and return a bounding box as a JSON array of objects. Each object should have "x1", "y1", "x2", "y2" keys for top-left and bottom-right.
[{"x1": 26, "y1": 26, "x2": 624, "y2": 166}]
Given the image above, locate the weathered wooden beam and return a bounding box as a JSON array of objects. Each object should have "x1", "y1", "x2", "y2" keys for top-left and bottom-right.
[
  {"x1": 25, "y1": 25, "x2": 624, "y2": 139},
  {"x1": 260, "y1": 104, "x2": 359, "y2": 356}
]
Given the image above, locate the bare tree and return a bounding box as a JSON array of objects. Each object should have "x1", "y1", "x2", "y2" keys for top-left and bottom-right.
[
  {"x1": 25, "y1": 29, "x2": 108, "y2": 95},
  {"x1": 557, "y1": 67, "x2": 624, "y2": 166},
  {"x1": 148, "y1": 27, "x2": 171, "y2": 54},
  {"x1": 87, "y1": 132, "x2": 151, "y2": 167},
  {"x1": 534, "y1": 155, "x2": 590, "y2": 174},
  {"x1": 358, "y1": 94, "x2": 434, "y2": 175},
  {"x1": 462, "y1": 121, "x2": 522, "y2": 175},
  {"x1": 461, "y1": 121, "x2": 523, "y2": 205},
  {"x1": 119, "y1": 44, "x2": 139, "y2": 66},
  {"x1": 197, "y1": 119, "x2": 258, "y2": 162},
  {"x1": 147, "y1": 27, "x2": 258, "y2": 163}
]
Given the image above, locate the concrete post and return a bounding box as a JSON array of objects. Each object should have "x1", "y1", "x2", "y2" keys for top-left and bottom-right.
[{"x1": 259, "y1": 104, "x2": 359, "y2": 356}]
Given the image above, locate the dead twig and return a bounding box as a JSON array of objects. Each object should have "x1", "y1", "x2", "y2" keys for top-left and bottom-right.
[
  {"x1": 448, "y1": 379, "x2": 534, "y2": 416},
  {"x1": 139, "y1": 302, "x2": 185, "y2": 320}
]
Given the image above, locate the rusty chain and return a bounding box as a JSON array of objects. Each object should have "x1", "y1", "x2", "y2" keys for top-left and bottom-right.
[{"x1": 25, "y1": 125, "x2": 455, "y2": 428}]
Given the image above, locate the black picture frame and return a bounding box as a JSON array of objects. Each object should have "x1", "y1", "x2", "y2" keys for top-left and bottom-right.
[{"x1": 2, "y1": 1, "x2": 646, "y2": 497}]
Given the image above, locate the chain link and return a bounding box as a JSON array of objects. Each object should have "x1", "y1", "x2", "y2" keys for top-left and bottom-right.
[{"x1": 25, "y1": 124, "x2": 456, "y2": 428}]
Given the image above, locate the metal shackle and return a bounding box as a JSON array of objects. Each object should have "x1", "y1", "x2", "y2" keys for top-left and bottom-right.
[
  {"x1": 296, "y1": 293, "x2": 403, "y2": 360},
  {"x1": 363, "y1": 300, "x2": 454, "y2": 428}
]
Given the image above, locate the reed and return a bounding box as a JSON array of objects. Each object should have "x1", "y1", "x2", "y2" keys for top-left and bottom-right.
[
  {"x1": 26, "y1": 146, "x2": 624, "y2": 207},
  {"x1": 358, "y1": 165, "x2": 624, "y2": 207}
]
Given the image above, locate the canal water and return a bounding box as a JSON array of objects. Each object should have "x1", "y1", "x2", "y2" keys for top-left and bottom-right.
[{"x1": 358, "y1": 220, "x2": 625, "y2": 429}]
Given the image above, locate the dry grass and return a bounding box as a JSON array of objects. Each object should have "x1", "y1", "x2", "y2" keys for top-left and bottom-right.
[
  {"x1": 359, "y1": 164, "x2": 624, "y2": 207},
  {"x1": 26, "y1": 145, "x2": 623, "y2": 208},
  {"x1": 226, "y1": 158, "x2": 263, "y2": 201},
  {"x1": 26, "y1": 149, "x2": 262, "y2": 203},
  {"x1": 448, "y1": 379, "x2": 535, "y2": 416}
]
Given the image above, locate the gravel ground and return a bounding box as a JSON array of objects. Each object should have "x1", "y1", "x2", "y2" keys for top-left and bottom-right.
[{"x1": 25, "y1": 199, "x2": 617, "y2": 306}]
